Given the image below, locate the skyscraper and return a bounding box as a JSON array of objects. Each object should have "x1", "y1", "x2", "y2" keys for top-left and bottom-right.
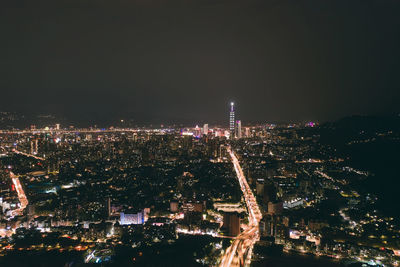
[
  {"x1": 236, "y1": 120, "x2": 242, "y2": 139},
  {"x1": 245, "y1": 127, "x2": 250, "y2": 138},
  {"x1": 223, "y1": 212, "x2": 240, "y2": 236},
  {"x1": 31, "y1": 139, "x2": 39, "y2": 155},
  {"x1": 107, "y1": 197, "x2": 111, "y2": 218},
  {"x1": 229, "y1": 102, "x2": 235, "y2": 138},
  {"x1": 203, "y1": 124, "x2": 209, "y2": 136},
  {"x1": 194, "y1": 125, "x2": 201, "y2": 138}
]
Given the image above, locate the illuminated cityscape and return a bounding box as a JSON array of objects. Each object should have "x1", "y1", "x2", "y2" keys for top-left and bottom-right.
[
  {"x1": 0, "y1": 1, "x2": 399, "y2": 266},
  {"x1": 0, "y1": 105, "x2": 398, "y2": 266}
]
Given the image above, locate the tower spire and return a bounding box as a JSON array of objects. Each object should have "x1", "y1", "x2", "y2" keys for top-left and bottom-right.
[{"x1": 230, "y1": 102, "x2": 235, "y2": 138}]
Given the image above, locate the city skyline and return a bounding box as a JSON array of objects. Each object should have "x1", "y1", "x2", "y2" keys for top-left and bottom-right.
[
  {"x1": 0, "y1": 114, "x2": 398, "y2": 266},
  {"x1": 0, "y1": 1, "x2": 399, "y2": 266},
  {"x1": 0, "y1": 107, "x2": 397, "y2": 130}
]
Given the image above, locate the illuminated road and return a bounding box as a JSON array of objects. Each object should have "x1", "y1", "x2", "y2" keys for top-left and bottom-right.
[
  {"x1": 220, "y1": 146, "x2": 262, "y2": 267},
  {"x1": 13, "y1": 149, "x2": 45, "y2": 161},
  {"x1": 10, "y1": 171, "x2": 28, "y2": 217}
]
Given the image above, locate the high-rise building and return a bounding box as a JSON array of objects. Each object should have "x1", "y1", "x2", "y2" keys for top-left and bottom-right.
[
  {"x1": 203, "y1": 124, "x2": 209, "y2": 136},
  {"x1": 236, "y1": 120, "x2": 242, "y2": 138},
  {"x1": 194, "y1": 125, "x2": 201, "y2": 138},
  {"x1": 182, "y1": 201, "x2": 204, "y2": 213},
  {"x1": 229, "y1": 102, "x2": 235, "y2": 138},
  {"x1": 106, "y1": 197, "x2": 111, "y2": 218},
  {"x1": 263, "y1": 182, "x2": 277, "y2": 205},
  {"x1": 120, "y1": 209, "x2": 149, "y2": 225},
  {"x1": 170, "y1": 201, "x2": 179, "y2": 212},
  {"x1": 267, "y1": 201, "x2": 283, "y2": 215},
  {"x1": 223, "y1": 212, "x2": 240, "y2": 236},
  {"x1": 245, "y1": 127, "x2": 250, "y2": 138},
  {"x1": 27, "y1": 204, "x2": 35, "y2": 220},
  {"x1": 30, "y1": 140, "x2": 34, "y2": 154},
  {"x1": 256, "y1": 179, "x2": 265, "y2": 196},
  {"x1": 55, "y1": 123, "x2": 60, "y2": 130},
  {"x1": 31, "y1": 139, "x2": 39, "y2": 155}
]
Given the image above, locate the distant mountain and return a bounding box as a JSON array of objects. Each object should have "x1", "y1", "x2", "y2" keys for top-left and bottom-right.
[
  {"x1": 0, "y1": 111, "x2": 67, "y2": 129},
  {"x1": 319, "y1": 114, "x2": 400, "y2": 217},
  {"x1": 319, "y1": 114, "x2": 400, "y2": 146}
]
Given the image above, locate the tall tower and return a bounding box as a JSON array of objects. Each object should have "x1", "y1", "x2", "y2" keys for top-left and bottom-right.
[{"x1": 229, "y1": 102, "x2": 235, "y2": 138}]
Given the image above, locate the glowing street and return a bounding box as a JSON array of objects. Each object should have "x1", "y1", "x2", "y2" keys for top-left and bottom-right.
[{"x1": 220, "y1": 146, "x2": 262, "y2": 267}]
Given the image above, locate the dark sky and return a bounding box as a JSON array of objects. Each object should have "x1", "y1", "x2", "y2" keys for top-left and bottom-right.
[{"x1": 1, "y1": 0, "x2": 399, "y2": 125}]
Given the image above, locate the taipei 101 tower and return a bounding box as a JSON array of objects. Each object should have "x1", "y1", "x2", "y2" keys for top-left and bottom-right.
[{"x1": 229, "y1": 102, "x2": 235, "y2": 138}]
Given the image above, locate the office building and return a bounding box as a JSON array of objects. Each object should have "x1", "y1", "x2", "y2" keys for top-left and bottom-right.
[
  {"x1": 170, "y1": 201, "x2": 179, "y2": 212},
  {"x1": 203, "y1": 124, "x2": 209, "y2": 136},
  {"x1": 236, "y1": 120, "x2": 242, "y2": 138},
  {"x1": 245, "y1": 127, "x2": 250, "y2": 138},
  {"x1": 120, "y1": 211, "x2": 142, "y2": 225},
  {"x1": 223, "y1": 212, "x2": 240, "y2": 236}
]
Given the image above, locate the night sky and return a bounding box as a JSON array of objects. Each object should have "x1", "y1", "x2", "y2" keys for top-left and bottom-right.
[{"x1": 1, "y1": 0, "x2": 399, "y2": 125}]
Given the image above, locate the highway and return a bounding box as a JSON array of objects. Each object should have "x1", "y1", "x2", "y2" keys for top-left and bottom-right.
[
  {"x1": 9, "y1": 171, "x2": 28, "y2": 217},
  {"x1": 219, "y1": 146, "x2": 262, "y2": 267}
]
